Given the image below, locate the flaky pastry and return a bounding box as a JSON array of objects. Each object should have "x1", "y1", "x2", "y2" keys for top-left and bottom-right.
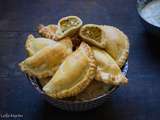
[{"x1": 43, "y1": 42, "x2": 96, "y2": 99}]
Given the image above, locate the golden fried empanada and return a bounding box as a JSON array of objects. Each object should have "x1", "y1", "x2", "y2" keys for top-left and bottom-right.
[
  {"x1": 92, "y1": 47, "x2": 128, "y2": 85},
  {"x1": 25, "y1": 34, "x2": 57, "y2": 56},
  {"x1": 43, "y1": 42, "x2": 96, "y2": 99},
  {"x1": 79, "y1": 24, "x2": 129, "y2": 67},
  {"x1": 55, "y1": 16, "x2": 83, "y2": 40},
  {"x1": 38, "y1": 24, "x2": 58, "y2": 40},
  {"x1": 19, "y1": 38, "x2": 73, "y2": 79}
]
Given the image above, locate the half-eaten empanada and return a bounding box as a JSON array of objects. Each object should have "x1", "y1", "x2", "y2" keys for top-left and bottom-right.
[
  {"x1": 79, "y1": 24, "x2": 129, "y2": 67},
  {"x1": 25, "y1": 34, "x2": 57, "y2": 56},
  {"x1": 43, "y1": 42, "x2": 96, "y2": 99},
  {"x1": 55, "y1": 16, "x2": 83, "y2": 40},
  {"x1": 19, "y1": 38, "x2": 73, "y2": 79},
  {"x1": 92, "y1": 47, "x2": 128, "y2": 85}
]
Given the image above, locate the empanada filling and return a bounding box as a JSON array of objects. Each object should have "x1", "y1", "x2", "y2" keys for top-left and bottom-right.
[
  {"x1": 60, "y1": 18, "x2": 81, "y2": 32},
  {"x1": 81, "y1": 26, "x2": 102, "y2": 42}
]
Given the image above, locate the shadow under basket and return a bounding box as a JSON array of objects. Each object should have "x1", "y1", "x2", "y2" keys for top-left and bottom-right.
[{"x1": 26, "y1": 61, "x2": 128, "y2": 111}]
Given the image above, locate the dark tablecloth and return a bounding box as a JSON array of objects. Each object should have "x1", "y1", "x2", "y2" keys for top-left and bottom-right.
[{"x1": 0, "y1": 0, "x2": 160, "y2": 120}]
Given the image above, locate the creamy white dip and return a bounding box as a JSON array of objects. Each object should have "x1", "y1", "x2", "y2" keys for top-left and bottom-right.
[{"x1": 141, "y1": 0, "x2": 160, "y2": 27}]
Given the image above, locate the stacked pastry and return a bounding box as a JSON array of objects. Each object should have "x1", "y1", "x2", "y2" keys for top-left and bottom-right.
[{"x1": 19, "y1": 16, "x2": 129, "y2": 100}]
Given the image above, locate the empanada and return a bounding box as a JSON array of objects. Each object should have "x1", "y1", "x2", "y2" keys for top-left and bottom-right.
[
  {"x1": 79, "y1": 24, "x2": 129, "y2": 67},
  {"x1": 55, "y1": 16, "x2": 83, "y2": 40},
  {"x1": 73, "y1": 80, "x2": 112, "y2": 101},
  {"x1": 25, "y1": 34, "x2": 57, "y2": 56},
  {"x1": 19, "y1": 38, "x2": 73, "y2": 79},
  {"x1": 92, "y1": 47, "x2": 128, "y2": 85},
  {"x1": 43, "y1": 42, "x2": 96, "y2": 99},
  {"x1": 38, "y1": 24, "x2": 58, "y2": 40}
]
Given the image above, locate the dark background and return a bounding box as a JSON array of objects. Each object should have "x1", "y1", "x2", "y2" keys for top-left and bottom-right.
[{"x1": 0, "y1": 0, "x2": 160, "y2": 120}]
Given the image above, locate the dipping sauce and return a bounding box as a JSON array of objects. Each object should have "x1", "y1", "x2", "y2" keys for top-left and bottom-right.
[{"x1": 141, "y1": 0, "x2": 160, "y2": 27}]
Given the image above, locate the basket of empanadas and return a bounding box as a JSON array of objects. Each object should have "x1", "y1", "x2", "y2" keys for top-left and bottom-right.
[{"x1": 19, "y1": 16, "x2": 129, "y2": 111}]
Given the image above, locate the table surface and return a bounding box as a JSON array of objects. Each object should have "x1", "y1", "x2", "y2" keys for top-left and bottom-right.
[{"x1": 0, "y1": 0, "x2": 160, "y2": 120}]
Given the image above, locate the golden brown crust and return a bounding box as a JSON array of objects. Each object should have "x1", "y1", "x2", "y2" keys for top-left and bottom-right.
[
  {"x1": 95, "y1": 70, "x2": 128, "y2": 85},
  {"x1": 19, "y1": 38, "x2": 73, "y2": 79},
  {"x1": 38, "y1": 24, "x2": 58, "y2": 40},
  {"x1": 43, "y1": 42, "x2": 97, "y2": 99},
  {"x1": 101, "y1": 25, "x2": 129, "y2": 68},
  {"x1": 92, "y1": 47, "x2": 128, "y2": 85},
  {"x1": 114, "y1": 28, "x2": 129, "y2": 68},
  {"x1": 25, "y1": 34, "x2": 57, "y2": 56},
  {"x1": 25, "y1": 34, "x2": 35, "y2": 56}
]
